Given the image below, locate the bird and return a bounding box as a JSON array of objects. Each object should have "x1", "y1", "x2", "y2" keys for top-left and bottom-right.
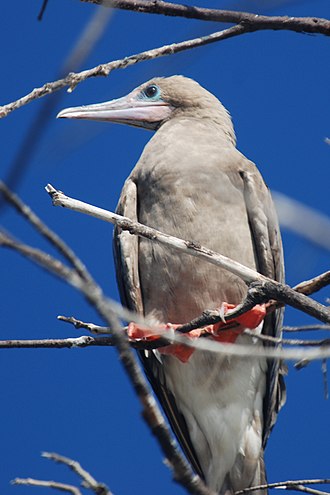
[{"x1": 57, "y1": 76, "x2": 286, "y2": 495}]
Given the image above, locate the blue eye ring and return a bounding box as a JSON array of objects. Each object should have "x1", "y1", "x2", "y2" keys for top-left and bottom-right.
[{"x1": 143, "y1": 84, "x2": 160, "y2": 99}]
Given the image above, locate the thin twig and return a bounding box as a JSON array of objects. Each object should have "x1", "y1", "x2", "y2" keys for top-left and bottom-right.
[
  {"x1": 0, "y1": 336, "x2": 114, "y2": 349},
  {"x1": 3, "y1": 4, "x2": 329, "y2": 120},
  {"x1": 42, "y1": 452, "x2": 112, "y2": 495},
  {"x1": 1, "y1": 328, "x2": 329, "y2": 353},
  {"x1": 0, "y1": 24, "x2": 246, "y2": 118},
  {"x1": 293, "y1": 271, "x2": 330, "y2": 296},
  {"x1": 83, "y1": 0, "x2": 330, "y2": 36},
  {"x1": 12, "y1": 478, "x2": 82, "y2": 495},
  {"x1": 58, "y1": 315, "x2": 111, "y2": 334},
  {"x1": 287, "y1": 486, "x2": 330, "y2": 495},
  {"x1": 283, "y1": 325, "x2": 330, "y2": 332},
  {"x1": 243, "y1": 329, "x2": 330, "y2": 347},
  {"x1": 235, "y1": 478, "x2": 330, "y2": 494}
]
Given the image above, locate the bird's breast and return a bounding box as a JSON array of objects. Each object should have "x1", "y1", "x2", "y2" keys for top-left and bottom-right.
[{"x1": 134, "y1": 148, "x2": 256, "y2": 324}]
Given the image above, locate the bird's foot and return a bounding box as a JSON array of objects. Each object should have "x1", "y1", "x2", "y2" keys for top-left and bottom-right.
[
  {"x1": 127, "y1": 303, "x2": 266, "y2": 363},
  {"x1": 127, "y1": 322, "x2": 201, "y2": 363},
  {"x1": 210, "y1": 302, "x2": 267, "y2": 343}
]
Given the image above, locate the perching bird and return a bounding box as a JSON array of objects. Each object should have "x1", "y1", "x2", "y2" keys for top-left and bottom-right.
[{"x1": 58, "y1": 76, "x2": 286, "y2": 494}]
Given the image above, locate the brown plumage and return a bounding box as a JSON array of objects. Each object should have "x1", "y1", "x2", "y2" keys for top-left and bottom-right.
[{"x1": 58, "y1": 76, "x2": 286, "y2": 494}]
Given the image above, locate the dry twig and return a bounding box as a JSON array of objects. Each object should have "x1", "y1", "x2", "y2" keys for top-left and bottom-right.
[
  {"x1": 12, "y1": 478, "x2": 82, "y2": 495},
  {"x1": 42, "y1": 452, "x2": 111, "y2": 495},
  {"x1": 235, "y1": 478, "x2": 330, "y2": 495},
  {"x1": 0, "y1": 24, "x2": 256, "y2": 119},
  {"x1": 283, "y1": 325, "x2": 330, "y2": 332},
  {"x1": 2, "y1": 3, "x2": 329, "y2": 120},
  {"x1": 84, "y1": 0, "x2": 330, "y2": 36}
]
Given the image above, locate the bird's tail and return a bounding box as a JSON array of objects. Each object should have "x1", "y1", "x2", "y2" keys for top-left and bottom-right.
[{"x1": 220, "y1": 453, "x2": 268, "y2": 495}]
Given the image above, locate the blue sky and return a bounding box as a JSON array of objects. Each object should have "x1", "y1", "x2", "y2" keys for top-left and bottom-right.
[{"x1": 1, "y1": 1, "x2": 329, "y2": 494}]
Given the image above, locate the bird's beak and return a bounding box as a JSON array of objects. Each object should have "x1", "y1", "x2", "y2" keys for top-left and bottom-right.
[{"x1": 57, "y1": 90, "x2": 172, "y2": 129}]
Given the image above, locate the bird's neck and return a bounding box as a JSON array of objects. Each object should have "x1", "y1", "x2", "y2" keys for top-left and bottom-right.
[{"x1": 162, "y1": 111, "x2": 236, "y2": 147}]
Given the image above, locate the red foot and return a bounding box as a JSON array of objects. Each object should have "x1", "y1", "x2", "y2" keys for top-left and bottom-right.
[
  {"x1": 128, "y1": 303, "x2": 266, "y2": 363},
  {"x1": 211, "y1": 302, "x2": 266, "y2": 343}
]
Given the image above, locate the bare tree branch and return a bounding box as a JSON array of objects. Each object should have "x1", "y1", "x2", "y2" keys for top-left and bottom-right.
[
  {"x1": 12, "y1": 478, "x2": 82, "y2": 495},
  {"x1": 2, "y1": 323, "x2": 329, "y2": 352},
  {"x1": 283, "y1": 324, "x2": 330, "y2": 332},
  {"x1": 0, "y1": 336, "x2": 113, "y2": 349},
  {"x1": 0, "y1": 24, "x2": 260, "y2": 119},
  {"x1": 294, "y1": 271, "x2": 330, "y2": 296},
  {"x1": 2, "y1": 2, "x2": 328, "y2": 120},
  {"x1": 42, "y1": 452, "x2": 112, "y2": 495},
  {"x1": 1, "y1": 184, "x2": 330, "y2": 362},
  {"x1": 235, "y1": 478, "x2": 330, "y2": 495},
  {"x1": 58, "y1": 315, "x2": 111, "y2": 334},
  {"x1": 37, "y1": 0, "x2": 49, "y2": 21},
  {"x1": 45, "y1": 184, "x2": 330, "y2": 324},
  {"x1": 82, "y1": 0, "x2": 330, "y2": 36}
]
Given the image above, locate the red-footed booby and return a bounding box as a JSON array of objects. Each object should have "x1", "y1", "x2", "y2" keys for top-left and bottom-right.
[{"x1": 58, "y1": 76, "x2": 286, "y2": 495}]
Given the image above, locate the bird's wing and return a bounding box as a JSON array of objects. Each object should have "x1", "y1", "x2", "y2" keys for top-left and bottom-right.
[
  {"x1": 113, "y1": 178, "x2": 143, "y2": 314},
  {"x1": 113, "y1": 177, "x2": 204, "y2": 478},
  {"x1": 239, "y1": 167, "x2": 286, "y2": 446}
]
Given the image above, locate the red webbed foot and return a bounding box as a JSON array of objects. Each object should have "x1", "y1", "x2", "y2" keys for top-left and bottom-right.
[
  {"x1": 207, "y1": 302, "x2": 267, "y2": 343},
  {"x1": 128, "y1": 322, "x2": 201, "y2": 363},
  {"x1": 127, "y1": 303, "x2": 266, "y2": 363}
]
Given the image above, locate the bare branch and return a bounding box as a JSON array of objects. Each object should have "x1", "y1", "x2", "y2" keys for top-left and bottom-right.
[
  {"x1": 43, "y1": 185, "x2": 271, "y2": 284},
  {"x1": 294, "y1": 271, "x2": 330, "y2": 296},
  {"x1": 243, "y1": 329, "x2": 330, "y2": 347},
  {"x1": 3, "y1": 323, "x2": 327, "y2": 352},
  {"x1": 84, "y1": 0, "x2": 330, "y2": 37},
  {"x1": 57, "y1": 314, "x2": 330, "y2": 336},
  {"x1": 0, "y1": 24, "x2": 248, "y2": 119},
  {"x1": 235, "y1": 478, "x2": 330, "y2": 495},
  {"x1": 2, "y1": 233, "x2": 330, "y2": 361},
  {"x1": 2, "y1": 194, "x2": 330, "y2": 361},
  {"x1": 58, "y1": 315, "x2": 111, "y2": 334},
  {"x1": 3, "y1": 3, "x2": 328, "y2": 120},
  {"x1": 283, "y1": 324, "x2": 330, "y2": 332},
  {"x1": 12, "y1": 478, "x2": 82, "y2": 495},
  {"x1": 45, "y1": 184, "x2": 330, "y2": 324},
  {"x1": 42, "y1": 452, "x2": 112, "y2": 495},
  {"x1": 0, "y1": 336, "x2": 114, "y2": 349},
  {"x1": 289, "y1": 486, "x2": 330, "y2": 495}
]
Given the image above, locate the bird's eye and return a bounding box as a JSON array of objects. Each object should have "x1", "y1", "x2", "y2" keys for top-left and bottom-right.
[{"x1": 143, "y1": 85, "x2": 160, "y2": 99}]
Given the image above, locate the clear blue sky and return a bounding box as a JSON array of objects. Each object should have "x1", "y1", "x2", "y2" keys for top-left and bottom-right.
[{"x1": 1, "y1": 1, "x2": 329, "y2": 494}]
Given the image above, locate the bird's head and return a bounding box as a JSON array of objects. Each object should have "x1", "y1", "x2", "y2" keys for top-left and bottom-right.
[{"x1": 57, "y1": 75, "x2": 235, "y2": 142}]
